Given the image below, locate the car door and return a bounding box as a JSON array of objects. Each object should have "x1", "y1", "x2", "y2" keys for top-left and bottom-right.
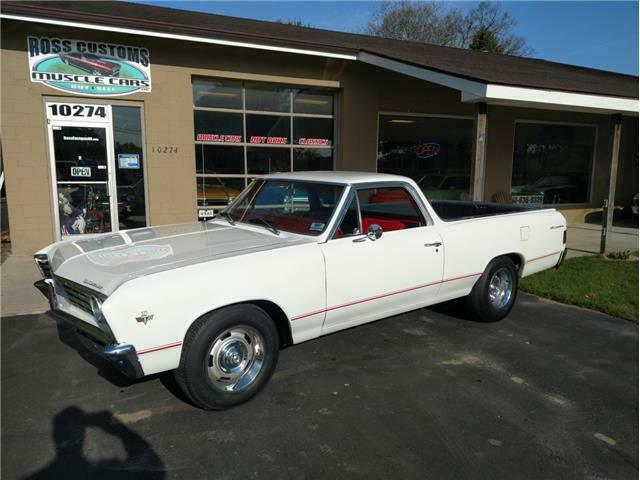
[{"x1": 319, "y1": 183, "x2": 444, "y2": 333}]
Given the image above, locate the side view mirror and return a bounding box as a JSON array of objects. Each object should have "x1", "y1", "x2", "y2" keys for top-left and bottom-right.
[{"x1": 354, "y1": 224, "x2": 383, "y2": 242}]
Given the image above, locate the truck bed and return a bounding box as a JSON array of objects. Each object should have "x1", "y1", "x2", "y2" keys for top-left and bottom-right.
[{"x1": 429, "y1": 200, "x2": 538, "y2": 221}]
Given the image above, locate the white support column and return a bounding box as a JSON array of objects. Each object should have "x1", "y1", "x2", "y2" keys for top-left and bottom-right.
[
  {"x1": 600, "y1": 114, "x2": 623, "y2": 254},
  {"x1": 470, "y1": 102, "x2": 488, "y2": 202}
]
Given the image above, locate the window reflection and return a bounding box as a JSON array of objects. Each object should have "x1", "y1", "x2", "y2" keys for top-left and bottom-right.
[
  {"x1": 197, "y1": 177, "x2": 246, "y2": 207},
  {"x1": 377, "y1": 115, "x2": 473, "y2": 200},
  {"x1": 247, "y1": 148, "x2": 291, "y2": 174},
  {"x1": 113, "y1": 106, "x2": 146, "y2": 229},
  {"x1": 193, "y1": 78, "x2": 242, "y2": 109},
  {"x1": 293, "y1": 149, "x2": 333, "y2": 171},
  {"x1": 511, "y1": 123, "x2": 594, "y2": 205}
]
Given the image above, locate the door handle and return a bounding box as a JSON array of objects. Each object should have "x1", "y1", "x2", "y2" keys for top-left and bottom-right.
[{"x1": 424, "y1": 241, "x2": 442, "y2": 247}]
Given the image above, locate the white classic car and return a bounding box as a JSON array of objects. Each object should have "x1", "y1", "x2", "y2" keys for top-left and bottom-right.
[{"x1": 35, "y1": 172, "x2": 567, "y2": 410}]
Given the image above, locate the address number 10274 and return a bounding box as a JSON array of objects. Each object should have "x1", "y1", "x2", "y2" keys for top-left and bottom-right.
[{"x1": 47, "y1": 103, "x2": 108, "y2": 119}]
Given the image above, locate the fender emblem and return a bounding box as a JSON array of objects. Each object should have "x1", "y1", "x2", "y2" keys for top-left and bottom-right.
[
  {"x1": 135, "y1": 311, "x2": 154, "y2": 325},
  {"x1": 83, "y1": 279, "x2": 103, "y2": 290}
]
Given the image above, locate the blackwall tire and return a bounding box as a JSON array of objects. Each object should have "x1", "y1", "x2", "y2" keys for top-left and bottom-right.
[
  {"x1": 175, "y1": 304, "x2": 279, "y2": 410},
  {"x1": 465, "y1": 257, "x2": 518, "y2": 322}
]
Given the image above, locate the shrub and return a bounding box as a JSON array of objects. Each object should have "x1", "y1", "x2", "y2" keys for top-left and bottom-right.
[{"x1": 606, "y1": 250, "x2": 632, "y2": 260}]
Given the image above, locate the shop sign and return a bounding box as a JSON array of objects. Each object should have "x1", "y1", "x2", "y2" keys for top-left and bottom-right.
[
  {"x1": 70, "y1": 166, "x2": 91, "y2": 177},
  {"x1": 196, "y1": 134, "x2": 242, "y2": 143},
  {"x1": 297, "y1": 138, "x2": 330, "y2": 146},
  {"x1": 416, "y1": 142, "x2": 441, "y2": 159},
  {"x1": 512, "y1": 194, "x2": 545, "y2": 205},
  {"x1": 250, "y1": 136, "x2": 288, "y2": 144},
  {"x1": 28, "y1": 36, "x2": 151, "y2": 96}
]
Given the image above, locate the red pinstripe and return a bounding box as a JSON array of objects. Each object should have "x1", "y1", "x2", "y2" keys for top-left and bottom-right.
[
  {"x1": 527, "y1": 251, "x2": 562, "y2": 263},
  {"x1": 137, "y1": 341, "x2": 183, "y2": 355},
  {"x1": 137, "y1": 258, "x2": 560, "y2": 352},
  {"x1": 291, "y1": 272, "x2": 482, "y2": 321}
]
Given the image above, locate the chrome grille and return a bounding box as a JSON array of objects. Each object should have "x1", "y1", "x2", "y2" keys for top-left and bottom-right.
[
  {"x1": 34, "y1": 255, "x2": 52, "y2": 279},
  {"x1": 55, "y1": 277, "x2": 97, "y2": 314}
]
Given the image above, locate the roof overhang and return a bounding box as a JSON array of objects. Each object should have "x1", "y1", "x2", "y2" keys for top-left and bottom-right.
[
  {"x1": 0, "y1": 13, "x2": 358, "y2": 61},
  {"x1": 359, "y1": 52, "x2": 639, "y2": 116}
]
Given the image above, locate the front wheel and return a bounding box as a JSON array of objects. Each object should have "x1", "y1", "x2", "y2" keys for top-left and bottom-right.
[
  {"x1": 175, "y1": 304, "x2": 279, "y2": 410},
  {"x1": 465, "y1": 257, "x2": 518, "y2": 322}
]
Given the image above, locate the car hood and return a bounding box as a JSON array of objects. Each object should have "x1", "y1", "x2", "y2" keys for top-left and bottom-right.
[{"x1": 48, "y1": 222, "x2": 309, "y2": 295}]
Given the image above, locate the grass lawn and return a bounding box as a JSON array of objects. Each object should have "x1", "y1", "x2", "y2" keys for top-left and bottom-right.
[{"x1": 521, "y1": 255, "x2": 639, "y2": 323}]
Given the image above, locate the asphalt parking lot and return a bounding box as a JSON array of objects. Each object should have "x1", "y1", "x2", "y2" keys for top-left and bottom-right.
[{"x1": 2, "y1": 293, "x2": 638, "y2": 479}]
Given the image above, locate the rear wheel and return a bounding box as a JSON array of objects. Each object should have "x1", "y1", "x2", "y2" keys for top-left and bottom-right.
[
  {"x1": 465, "y1": 256, "x2": 518, "y2": 322},
  {"x1": 175, "y1": 304, "x2": 279, "y2": 410}
]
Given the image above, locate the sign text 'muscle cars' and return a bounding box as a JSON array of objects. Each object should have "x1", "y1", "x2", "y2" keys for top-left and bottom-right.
[{"x1": 27, "y1": 36, "x2": 152, "y2": 96}]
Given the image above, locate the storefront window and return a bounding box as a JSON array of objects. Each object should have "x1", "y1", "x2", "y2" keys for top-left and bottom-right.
[
  {"x1": 193, "y1": 77, "x2": 335, "y2": 219},
  {"x1": 194, "y1": 111, "x2": 243, "y2": 142},
  {"x1": 246, "y1": 114, "x2": 290, "y2": 144},
  {"x1": 247, "y1": 148, "x2": 291, "y2": 174},
  {"x1": 197, "y1": 177, "x2": 247, "y2": 207},
  {"x1": 511, "y1": 122, "x2": 595, "y2": 205},
  {"x1": 377, "y1": 115, "x2": 473, "y2": 200},
  {"x1": 293, "y1": 89, "x2": 333, "y2": 115},
  {"x1": 293, "y1": 117, "x2": 333, "y2": 146},
  {"x1": 193, "y1": 78, "x2": 242, "y2": 109},
  {"x1": 294, "y1": 149, "x2": 333, "y2": 171},
  {"x1": 113, "y1": 106, "x2": 146, "y2": 230},
  {"x1": 246, "y1": 84, "x2": 290, "y2": 112},
  {"x1": 195, "y1": 145, "x2": 244, "y2": 175}
]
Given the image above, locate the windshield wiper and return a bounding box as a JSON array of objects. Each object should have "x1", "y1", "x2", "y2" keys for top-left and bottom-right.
[
  {"x1": 216, "y1": 211, "x2": 235, "y2": 226},
  {"x1": 248, "y1": 217, "x2": 279, "y2": 235}
]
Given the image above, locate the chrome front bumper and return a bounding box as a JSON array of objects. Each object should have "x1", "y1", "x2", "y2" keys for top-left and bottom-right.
[{"x1": 35, "y1": 279, "x2": 144, "y2": 379}]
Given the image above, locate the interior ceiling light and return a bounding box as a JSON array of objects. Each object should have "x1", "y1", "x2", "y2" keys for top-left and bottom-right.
[
  {"x1": 294, "y1": 99, "x2": 328, "y2": 105},
  {"x1": 202, "y1": 92, "x2": 239, "y2": 97}
]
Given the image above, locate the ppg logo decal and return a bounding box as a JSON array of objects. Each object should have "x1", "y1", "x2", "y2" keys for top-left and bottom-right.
[{"x1": 415, "y1": 142, "x2": 441, "y2": 159}]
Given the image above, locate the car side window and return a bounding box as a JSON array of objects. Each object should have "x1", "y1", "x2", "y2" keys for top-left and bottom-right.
[
  {"x1": 333, "y1": 194, "x2": 361, "y2": 238},
  {"x1": 357, "y1": 186, "x2": 426, "y2": 232}
]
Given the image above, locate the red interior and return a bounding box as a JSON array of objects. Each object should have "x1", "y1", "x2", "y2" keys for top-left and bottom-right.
[
  {"x1": 362, "y1": 217, "x2": 406, "y2": 232},
  {"x1": 369, "y1": 190, "x2": 411, "y2": 204}
]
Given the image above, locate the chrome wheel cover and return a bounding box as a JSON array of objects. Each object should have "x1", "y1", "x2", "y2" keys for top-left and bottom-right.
[
  {"x1": 207, "y1": 325, "x2": 265, "y2": 392},
  {"x1": 488, "y1": 268, "x2": 513, "y2": 309}
]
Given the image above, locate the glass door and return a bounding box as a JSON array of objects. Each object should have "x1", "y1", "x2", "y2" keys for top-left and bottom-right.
[{"x1": 47, "y1": 102, "x2": 117, "y2": 238}]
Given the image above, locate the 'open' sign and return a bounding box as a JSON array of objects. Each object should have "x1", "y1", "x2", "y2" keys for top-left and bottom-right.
[{"x1": 71, "y1": 166, "x2": 91, "y2": 177}]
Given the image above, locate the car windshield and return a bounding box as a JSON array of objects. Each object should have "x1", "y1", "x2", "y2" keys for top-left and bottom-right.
[{"x1": 224, "y1": 179, "x2": 345, "y2": 236}]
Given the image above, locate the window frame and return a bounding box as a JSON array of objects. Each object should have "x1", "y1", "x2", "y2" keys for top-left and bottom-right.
[
  {"x1": 224, "y1": 177, "x2": 347, "y2": 237},
  {"x1": 375, "y1": 111, "x2": 474, "y2": 198},
  {"x1": 329, "y1": 181, "x2": 433, "y2": 240},
  {"x1": 193, "y1": 78, "x2": 337, "y2": 218},
  {"x1": 510, "y1": 119, "x2": 599, "y2": 208}
]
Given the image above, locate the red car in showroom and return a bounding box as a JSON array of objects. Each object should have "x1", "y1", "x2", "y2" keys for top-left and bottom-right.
[{"x1": 59, "y1": 52, "x2": 121, "y2": 77}]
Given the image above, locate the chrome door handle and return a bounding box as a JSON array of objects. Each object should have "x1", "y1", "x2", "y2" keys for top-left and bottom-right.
[{"x1": 424, "y1": 241, "x2": 442, "y2": 247}]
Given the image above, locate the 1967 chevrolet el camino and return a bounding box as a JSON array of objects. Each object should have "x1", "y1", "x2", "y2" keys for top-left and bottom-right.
[{"x1": 34, "y1": 172, "x2": 567, "y2": 410}]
